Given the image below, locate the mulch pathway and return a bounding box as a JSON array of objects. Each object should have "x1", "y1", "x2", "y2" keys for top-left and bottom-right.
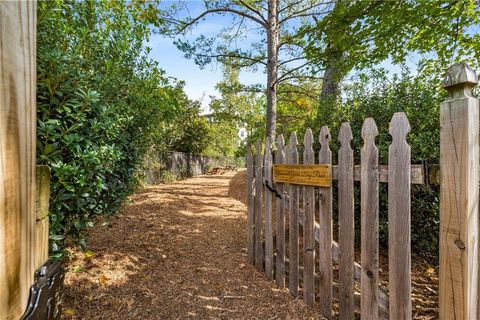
[
  {"x1": 62, "y1": 171, "x2": 322, "y2": 319},
  {"x1": 63, "y1": 170, "x2": 439, "y2": 319}
]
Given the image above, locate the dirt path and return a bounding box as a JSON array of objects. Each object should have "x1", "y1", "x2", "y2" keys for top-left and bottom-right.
[{"x1": 63, "y1": 171, "x2": 321, "y2": 319}]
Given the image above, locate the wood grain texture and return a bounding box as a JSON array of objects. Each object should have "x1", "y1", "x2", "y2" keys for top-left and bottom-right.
[
  {"x1": 318, "y1": 126, "x2": 332, "y2": 317},
  {"x1": 35, "y1": 165, "x2": 50, "y2": 270},
  {"x1": 337, "y1": 122, "x2": 355, "y2": 320},
  {"x1": 246, "y1": 145, "x2": 255, "y2": 265},
  {"x1": 264, "y1": 137, "x2": 274, "y2": 279},
  {"x1": 0, "y1": 2, "x2": 37, "y2": 318},
  {"x1": 302, "y1": 129, "x2": 315, "y2": 306},
  {"x1": 283, "y1": 259, "x2": 388, "y2": 319},
  {"x1": 287, "y1": 132, "x2": 299, "y2": 297},
  {"x1": 388, "y1": 113, "x2": 412, "y2": 319},
  {"x1": 439, "y1": 64, "x2": 479, "y2": 320},
  {"x1": 275, "y1": 135, "x2": 286, "y2": 288},
  {"x1": 294, "y1": 206, "x2": 390, "y2": 315},
  {"x1": 254, "y1": 139, "x2": 263, "y2": 271},
  {"x1": 332, "y1": 164, "x2": 424, "y2": 185},
  {"x1": 361, "y1": 118, "x2": 379, "y2": 319}
]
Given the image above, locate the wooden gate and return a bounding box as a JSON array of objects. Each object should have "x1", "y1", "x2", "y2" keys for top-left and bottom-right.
[{"x1": 246, "y1": 63, "x2": 480, "y2": 319}]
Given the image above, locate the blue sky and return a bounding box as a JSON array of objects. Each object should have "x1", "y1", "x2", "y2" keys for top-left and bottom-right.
[
  {"x1": 147, "y1": 1, "x2": 266, "y2": 112},
  {"x1": 147, "y1": 2, "x2": 479, "y2": 112}
]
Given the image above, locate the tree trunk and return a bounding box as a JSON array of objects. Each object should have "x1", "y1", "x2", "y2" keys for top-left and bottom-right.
[
  {"x1": 266, "y1": 0, "x2": 278, "y2": 142},
  {"x1": 320, "y1": 43, "x2": 343, "y2": 103}
]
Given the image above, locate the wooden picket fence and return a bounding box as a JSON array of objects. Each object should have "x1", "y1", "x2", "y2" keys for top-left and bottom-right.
[
  {"x1": 247, "y1": 112, "x2": 412, "y2": 319},
  {"x1": 246, "y1": 63, "x2": 480, "y2": 319}
]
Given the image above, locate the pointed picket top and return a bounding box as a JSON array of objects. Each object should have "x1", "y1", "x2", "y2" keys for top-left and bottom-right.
[
  {"x1": 319, "y1": 126, "x2": 331, "y2": 147},
  {"x1": 319, "y1": 125, "x2": 332, "y2": 162},
  {"x1": 276, "y1": 134, "x2": 285, "y2": 162},
  {"x1": 389, "y1": 112, "x2": 411, "y2": 141},
  {"x1": 289, "y1": 132, "x2": 298, "y2": 149},
  {"x1": 338, "y1": 122, "x2": 353, "y2": 145},
  {"x1": 277, "y1": 134, "x2": 285, "y2": 152},
  {"x1": 265, "y1": 136, "x2": 272, "y2": 160},
  {"x1": 288, "y1": 132, "x2": 299, "y2": 164},
  {"x1": 256, "y1": 138, "x2": 263, "y2": 155},
  {"x1": 361, "y1": 118, "x2": 378, "y2": 143},
  {"x1": 304, "y1": 128, "x2": 314, "y2": 148},
  {"x1": 304, "y1": 129, "x2": 314, "y2": 163}
]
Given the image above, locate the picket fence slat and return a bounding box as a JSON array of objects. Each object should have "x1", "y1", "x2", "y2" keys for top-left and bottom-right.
[
  {"x1": 303, "y1": 129, "x2": 315, "y2": 306},
  {"x1": 318, "y1": 126, "x2": 332, "y2": 316},
  {"x1": 247, "y1": 115, "x2": 417, "y2": 319},
  {"x1": 389, "y1": 113, "x2": 412, "y2": 319},
  {"x1": 246, "y1": 145, "x2": 255, "y2": 265},
  {"x1": 361, "y1": 118, "x2": 379, "y2": 319},
  {"x1": 288, "y1": 132, "x2": 300, "y2": 297},
  {"x1": 293, "y1": 205, "x2": 390, "y2": 311},
  {"x1": 264, "y1": 138, "x2": 274, "y2": 279},
  {"x1": 337, "y1": 122, "x2": 355, "y2": 320},
  {"x1": 255, "y1": 139, "x2": 263, "y2": 271},
  {"x1": 275, "y1": 135, "x2": 286, "y2": 288}
]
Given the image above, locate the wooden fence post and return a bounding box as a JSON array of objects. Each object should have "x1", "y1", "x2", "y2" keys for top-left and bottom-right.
[
  {"x1": 439, "y1": 62, "x2": 479, "y2": 320},
  {"x1": 247, "y1": 145, "x2": 255, "y2": 265},
  {"x1": 303, "y1": 129, "x2": 315, "y2": 307},
  {"x1": 0, "y1": 1, "x2": 37, "y2": 319},
  {"x1": 35, "y1": 166, "x2": 51, "y2": 270}
]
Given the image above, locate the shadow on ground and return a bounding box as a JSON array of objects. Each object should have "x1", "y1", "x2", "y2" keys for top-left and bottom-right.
[{"x1": 62, "y1": 171, "x2": 320, "y2": 319}]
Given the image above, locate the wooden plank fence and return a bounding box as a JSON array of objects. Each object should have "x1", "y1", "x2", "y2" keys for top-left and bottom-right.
[{"x1": 245, "y1": 61, "x2": 480, "y2": 320}]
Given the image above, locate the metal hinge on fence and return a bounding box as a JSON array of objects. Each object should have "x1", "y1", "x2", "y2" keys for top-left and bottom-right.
[
  {"x1": 21, "y1": 259, "x2": 65, "y2": 320},
  {"x1": 263, "y1": 179, "x2": 283, "y2": 199}
]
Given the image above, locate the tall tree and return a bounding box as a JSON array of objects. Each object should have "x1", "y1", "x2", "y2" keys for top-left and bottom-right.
[
  {"x1": 162, "y1": 0, "x2": 332, "y2": 141},
  {"x1": 302, "y1": 0, "x2": 480, "y2": 104}
]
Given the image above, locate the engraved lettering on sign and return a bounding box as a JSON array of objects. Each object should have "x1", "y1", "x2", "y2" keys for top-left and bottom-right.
[{"x1": 273, "y1": 164, "x2": 332, "y2": 187}]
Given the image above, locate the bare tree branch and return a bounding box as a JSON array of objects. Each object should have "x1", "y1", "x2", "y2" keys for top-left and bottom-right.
[
  {"x1": 278, "y1": 1, "x2": 335, "y2": 25},
  {"x1": 277, "y1": 56, "x2": 307, "y2": 66},
  {"x1": 277, "y1": 74, "x2": 323, "y2": 84},
  {"x1": 275, "y1": 60, "x2": 312, "y2": 84},
  {"x1": 237, "y1": 0, "x2": 268, "y2": 23},
  {"x1": 177, "y1": 7, "x2": 267, "y2": 33}
]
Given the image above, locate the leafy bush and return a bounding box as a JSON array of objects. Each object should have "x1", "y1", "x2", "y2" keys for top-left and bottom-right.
[
  {"x1": 37, "y1": 0, "x2": 195, "y2": 254},
  {"x1": 312, "y1": 70, "x2": 444, "y2": 254}
]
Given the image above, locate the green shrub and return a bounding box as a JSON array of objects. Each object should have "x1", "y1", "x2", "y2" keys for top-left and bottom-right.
[
  {"x1": 37, "y1": 0, "x2": 184, "y2": 254},
  {"x1": 313, "y1": 70, "x2": 444, "y2": 254}
]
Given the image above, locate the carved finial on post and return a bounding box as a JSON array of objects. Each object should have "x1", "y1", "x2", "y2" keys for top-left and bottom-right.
[
  {"x1": 441, "y1": 62, "x2": 478, "y2": 98},
  {"x1": 439, "y1": 62, "x2": 479, "y2": 319}
]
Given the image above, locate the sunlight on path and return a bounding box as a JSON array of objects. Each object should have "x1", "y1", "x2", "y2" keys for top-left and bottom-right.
[{"x1": 63, "y1": 171, "x2": 322, "y2": 319}]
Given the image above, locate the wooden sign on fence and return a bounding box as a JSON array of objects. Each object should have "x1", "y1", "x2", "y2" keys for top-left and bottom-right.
[{"x1": 273, "y1": 164, "x2": 332, "y2": 187}]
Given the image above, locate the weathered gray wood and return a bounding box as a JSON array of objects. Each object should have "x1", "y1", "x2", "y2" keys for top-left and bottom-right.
[
  {"x1": 283, "y1": 258, "x2": 389, "y2": 319},
  {"x1": 388, "y1": 112, "x2": 412, "y2": 319},
  {"x1": 287, "y1": 132, "x2": 299, "y2": 297},
  {"x1": 275, "y1": 135, "x2": 286, "y2": 288},
  {"x1": 255, "y1": 139, "x2": 263, "y2": 271},
  {"x1": 291, "y1": 205, "x2": 390, "y2": 314},
  {"x1": 361, "y1": 118, "x2": 379, "y2": 319},
  {"x1": 285, "y1": 196, "x2": 391, "y2": 314},
  {"x1": 264, "y1": 138, "x2": 274, "y2": 279},
  {"x1": 318, "y1": 126, "x2": 332, "y2": 316},
  {"x1": 439, "y1": 63, "x2": 479, "y2": 319},
  {"x1": 332, "y1": 164, "x2": 424, "y2": 184},
  {"x1": 338, "y1": 122, "x2": 355, "y2": 320},
  {"x1": 303, "y1": 129, "x2": 315, "y2": 306},
  {"x1": 247, "y1": 145, "x2": 255, "y2": 265}
]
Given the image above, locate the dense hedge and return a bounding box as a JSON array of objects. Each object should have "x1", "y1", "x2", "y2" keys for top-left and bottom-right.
[
  {"x1": 37, "y1": 1, "x2": 192, "y2": 254},
  {"x1": 312, "y1": 70, "x2": 443, "y2": 254}
]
